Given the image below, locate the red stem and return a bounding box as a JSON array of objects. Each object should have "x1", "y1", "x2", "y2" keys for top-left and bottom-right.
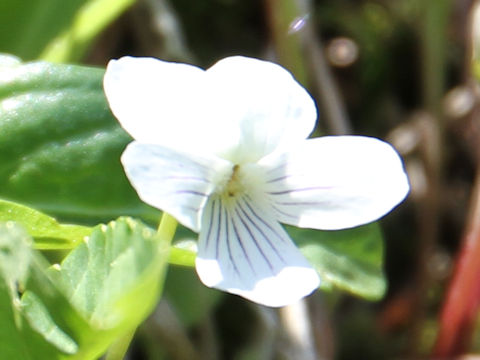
[{"x1": 433, "y1": 168, "x2": 480, "y2": 357}]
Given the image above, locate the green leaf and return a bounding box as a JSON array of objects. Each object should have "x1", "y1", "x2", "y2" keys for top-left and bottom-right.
[
  {"x1": 56, "y1": 217, "x2": 169, "y2": 330},
  {"x1": 0, "y1": 57, "x2": 159, "y2": 223},
  {"x1": 31, "y1": 217, "x2": 171, "y2": 358},
  {"x1": 0, "y1": 199, "x2": 91, "y2": 249},
  {"x1": 0, "y1": 222, "x2": 80, "y2": 359},
  {"x1": 0, "y1": 218, "x2": 170, "y2": 359},
  {"x1": 22, "y1": 237, "x2": 116, "y2": 360},
  {"x1": 21, "y1": 291, "x2": 79, "y2": 355},
  {"x1": 289, "y1": 223, "x2": 386, "y2": 300},
  {"x1": 0, "y1": 0, "x2": 86, "y2": 60},
  {"x1": 0, "y1": 222, "x2": 32, "y2": 296}
]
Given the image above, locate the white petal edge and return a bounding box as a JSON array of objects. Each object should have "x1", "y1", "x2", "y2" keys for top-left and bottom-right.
[
  {"x1": 205, "y1": 56, "x2": 318, "y2": 163},
  {"x1": 195, "y1": 195, "x2": 320, "y2": 307},
  {"x1": 104, "y1": 56, "x2": 214, "y2": 152},
  {"x1": 262, "y1": 136, "x2": 410, "y2": 230},
  {"x1": 121, "y1": 142, "x2": 232, "y2": 231}
]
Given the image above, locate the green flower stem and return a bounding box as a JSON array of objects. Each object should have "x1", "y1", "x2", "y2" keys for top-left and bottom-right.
[
  {"x1": 157, "y1": 212, "x2": 178, "y2": 242},
  {"x1": 105, "y1": 328, "x2": 137, "y2": 360},
  {"x1": 105, "y1": 212, "x2": 178, "y2": 360}
]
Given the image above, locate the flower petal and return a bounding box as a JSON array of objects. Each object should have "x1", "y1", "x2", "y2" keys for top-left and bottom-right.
[
  {"x1": 262, "y1": 136, "x2": 410, "y2": 230},
  {"x1": 104, "y1": 56, "x2": 317, "y2": 161},
  {"x1": 205, "y1": 56, "x2": 317, "y2": 163},
  {"x1": 195, "y1": 194, "x2": 320, "y2": 307},
  {"x1": 104, "y1": 56, "x2": 215, "y2": 153},
  {"x1": 121, "y1": 142, "x2": 232, "y2": 231}
]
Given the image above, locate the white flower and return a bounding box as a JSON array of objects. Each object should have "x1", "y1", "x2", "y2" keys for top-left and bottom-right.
[{"x1": 103, "y1": 56, "x2": 409, "y2": 307}]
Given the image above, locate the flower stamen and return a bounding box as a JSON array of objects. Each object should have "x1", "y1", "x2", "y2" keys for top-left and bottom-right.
[{"x1": 225, "y1": 164, "x2": 244, "y2": 199}]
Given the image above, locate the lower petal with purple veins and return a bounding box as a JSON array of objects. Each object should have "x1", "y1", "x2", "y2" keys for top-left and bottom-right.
[{"x1": 195, "y1": 195, "x2": 320, "y2": 307}]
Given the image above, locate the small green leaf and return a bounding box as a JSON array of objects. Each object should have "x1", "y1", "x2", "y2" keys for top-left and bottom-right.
[
  {"x1": 0, "y1": 218, "x2": 171, "y2": 359},
  {"x1": 289, "y1": 223, "x2": 386, "y2": 300},
  {"x1": 57, "y1": 217, "x2": 169, "y2": 329},
  {"x1": 27, "y1": 217, "x2": 172, "y2": 358},
  {"x1": 22, "y1": 237, "x2": 117, "y2": 360},
  {"x1": 0, "y1": 222, "x2": 72, "y2": 359},
  {"x1": 0, "y1": 221, "x2": 32, "y2": 298},
  {"x1": 0, "y1": 199, "x2": 91, "y2": 249},
  {"x1": 0, "y1": 58, "x2": 159, "y2": 223},
  {"x1": 21, "y1": 291, "x2": 79, "y2": 355}
]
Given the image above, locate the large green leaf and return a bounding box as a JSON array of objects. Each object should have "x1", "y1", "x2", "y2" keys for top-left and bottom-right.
[
  {"x1": 0, "y1": 199, "x2": 91, "y2": 249},
  {"x1": 0, "y1": 55, "x2": 159, "y2": 223},
  {"x1": 0, "y1": 0, "x2": 86, "y2": 60},
  {"x1": 0, "y1": 218, "x2": 170, "y2": 359},
  {"x1": 289, "y1": 223, "x2": 386, "y2": 300}
]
